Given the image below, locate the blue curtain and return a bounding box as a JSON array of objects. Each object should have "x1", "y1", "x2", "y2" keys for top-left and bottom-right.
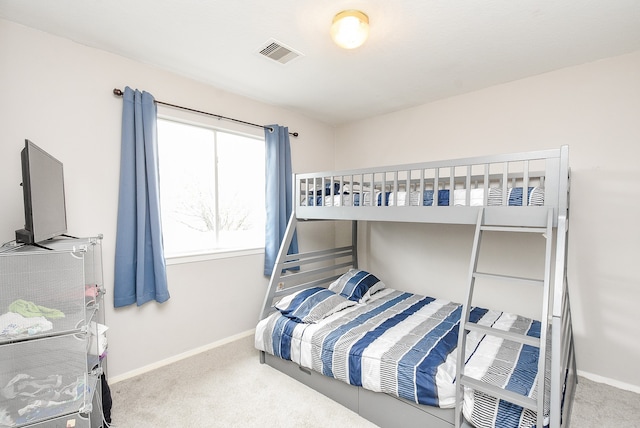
[
  {"x1": 264, "y1": 124, "x2": 298, "y2": 276},
  {"x1": 114, "y1": 87, "x2": 170, "y2": 307}
]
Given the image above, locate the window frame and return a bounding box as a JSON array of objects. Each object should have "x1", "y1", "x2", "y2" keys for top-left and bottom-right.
[{"x1": 156, "y1": 110, "x2": 266, "y2": 264}]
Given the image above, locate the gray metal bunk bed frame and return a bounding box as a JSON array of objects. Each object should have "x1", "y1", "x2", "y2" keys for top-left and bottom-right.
[{"x1": 258, "y1": 146, "x2": 576, "y2": 428}]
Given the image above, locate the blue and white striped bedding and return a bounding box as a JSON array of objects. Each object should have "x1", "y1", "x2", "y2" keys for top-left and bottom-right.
[
  {"x1": 255, "y1": 288, "x2": 548, "y2": 428},
  {"x1": 303, "y1": 187, "x2": 545, "y2": 207}
]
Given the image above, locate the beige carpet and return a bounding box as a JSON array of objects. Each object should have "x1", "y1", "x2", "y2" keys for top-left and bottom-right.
[{"x1": 110, "y1": 335, "x2": 640, "y2": 428}]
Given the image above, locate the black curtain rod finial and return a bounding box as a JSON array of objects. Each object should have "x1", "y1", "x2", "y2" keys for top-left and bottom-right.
[{"x1": 112, "y1": 87, "x2": 298, "y2": 137}]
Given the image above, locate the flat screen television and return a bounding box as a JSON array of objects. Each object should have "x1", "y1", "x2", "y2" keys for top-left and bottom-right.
[{"x1": 15, "y1": 139, "x2": 68, "y2": 244}]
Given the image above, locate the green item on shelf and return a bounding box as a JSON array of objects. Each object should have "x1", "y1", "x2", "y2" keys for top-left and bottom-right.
[{"x1": 8, "y1": 299, "x2": 65, "y2": 319}]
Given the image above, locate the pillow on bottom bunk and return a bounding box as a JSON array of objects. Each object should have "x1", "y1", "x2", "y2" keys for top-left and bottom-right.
[
  {"x1": 328, "y1": 269, "x2": 386, "y2": 303},
  {"x1": 275, "y1": 287, "x2": 356, "y2": 323}
]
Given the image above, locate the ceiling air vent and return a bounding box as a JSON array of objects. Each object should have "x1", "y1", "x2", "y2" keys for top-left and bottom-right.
[{"x1": 257, "y1": 39, "x2": 303, "y2": 65}]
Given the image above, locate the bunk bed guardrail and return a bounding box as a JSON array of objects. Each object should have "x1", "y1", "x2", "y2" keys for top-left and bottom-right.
[{"x1": 295, "y1": 146, "x2": 568, "y2": 228}]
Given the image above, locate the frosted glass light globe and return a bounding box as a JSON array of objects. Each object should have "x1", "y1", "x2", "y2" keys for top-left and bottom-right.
[{"x1": 331, "y1": 10, "x2": 369, "y2": 49}]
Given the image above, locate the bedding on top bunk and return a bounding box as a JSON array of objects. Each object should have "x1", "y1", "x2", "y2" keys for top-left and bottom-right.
[
  {"x1": 255, "y1": 270, "x2": 549, "y2": 428},
  {"x1": 302, "y1": 186, "x2": 545, "y2": 207}
]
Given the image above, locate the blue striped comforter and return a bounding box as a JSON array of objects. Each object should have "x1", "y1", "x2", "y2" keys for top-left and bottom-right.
[
  {"x1": 304, "y1": 187, "x2": 545, "y2": 207},
  {"x1": 255, "y1": 288, "x2": 548, "y2": 428}
]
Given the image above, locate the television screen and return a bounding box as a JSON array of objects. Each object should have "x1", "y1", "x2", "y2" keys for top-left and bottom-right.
[{"x1": 15, "y1": 140, "x2": 68, "y2": 244}]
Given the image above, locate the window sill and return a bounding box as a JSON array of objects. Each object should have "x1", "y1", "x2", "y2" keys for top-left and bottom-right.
[{"x1": 165, "y1": 247, "x2": 264, "y2": 265}]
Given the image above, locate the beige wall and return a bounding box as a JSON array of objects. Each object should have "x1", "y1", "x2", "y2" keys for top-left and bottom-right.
[
  {"x1": 0, "y1": 19, "x2": 335, "y2": 379},
  {"x1": 335, "y1": 51, "x2": 640, "y2": 391}
]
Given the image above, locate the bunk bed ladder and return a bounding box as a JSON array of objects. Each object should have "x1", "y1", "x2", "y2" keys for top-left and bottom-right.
[{"x1": 455, "y1": 207, "x2": 554, "y2": 428}]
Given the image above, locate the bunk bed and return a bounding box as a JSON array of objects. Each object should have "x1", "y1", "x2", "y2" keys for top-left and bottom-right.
[{"x1": 255, "y1": 146, "x2": 576, "y2": 428}]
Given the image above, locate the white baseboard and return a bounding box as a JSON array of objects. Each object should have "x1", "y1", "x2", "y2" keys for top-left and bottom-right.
[
  {"x1": 577, "y1": 369, "x2": 640, "y2": 394},
  {"x1": 109, "y1": 329, "x2": 255, "y2": 384}
]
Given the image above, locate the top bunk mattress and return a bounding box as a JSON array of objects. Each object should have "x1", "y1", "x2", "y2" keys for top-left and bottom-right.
[
  {"x1": 255, "y1": 284, "x2": 549, "y2": 428},
  {"x1": 294, "y1": 146, "x2": 569, "y2": 227}
]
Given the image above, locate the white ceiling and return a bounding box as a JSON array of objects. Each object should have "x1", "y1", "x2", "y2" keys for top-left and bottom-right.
[{"x1": 1, "y1": 0, "x2": 640, "y2": 125}]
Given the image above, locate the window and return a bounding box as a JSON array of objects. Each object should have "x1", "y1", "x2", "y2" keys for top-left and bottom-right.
[{"x1": 157, "y1": 118, "x2": 265, "y2": 258}]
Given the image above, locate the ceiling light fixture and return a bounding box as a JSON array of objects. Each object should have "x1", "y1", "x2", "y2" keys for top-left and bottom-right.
[{"x1": 330, "y1": 10, "x2": 369, "y2": 49}]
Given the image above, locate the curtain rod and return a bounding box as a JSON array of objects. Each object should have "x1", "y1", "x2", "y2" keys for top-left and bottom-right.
[{"x1": 112, "y1": 88, "x2": 298, "y2": 137}]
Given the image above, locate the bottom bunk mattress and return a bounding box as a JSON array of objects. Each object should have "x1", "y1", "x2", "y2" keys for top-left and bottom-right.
[{"x1": 255, "y1": 285, "x2": 549, "y2": 428}]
